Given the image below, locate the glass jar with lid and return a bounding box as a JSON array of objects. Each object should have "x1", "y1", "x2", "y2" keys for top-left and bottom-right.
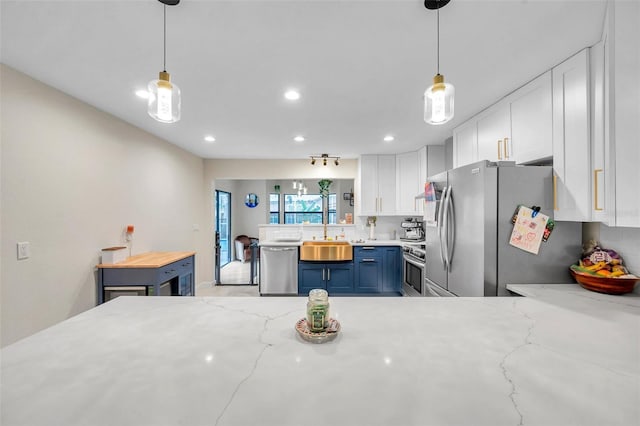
[{"x1": 307, "y1": 289, "x2": 330, "y2": 332}]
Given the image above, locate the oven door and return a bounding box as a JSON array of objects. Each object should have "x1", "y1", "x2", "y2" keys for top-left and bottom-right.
[{"x1": 402, "y1": 253, "x2": 425, "y2": 296}]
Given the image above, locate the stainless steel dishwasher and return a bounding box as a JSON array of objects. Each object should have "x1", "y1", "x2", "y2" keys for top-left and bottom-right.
[{"x1": 259, "y1": 246, "x2": 298, "y2": 295}]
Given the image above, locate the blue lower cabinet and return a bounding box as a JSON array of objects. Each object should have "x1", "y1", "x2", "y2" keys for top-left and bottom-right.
[
  {"x1": 298, "y1": 263, "x2": 326, "y2": 295},
  {"x1": 355, "y1": 257, "x2": 382, "y2": 293},
  {"x1": 326, "y1": 263, "x2": 354, "y2": 294},
  {"x1": 381, "y1": 247, "x2": 402, "y2": 294},
  {"x1": 354, "y1": 246, "x2": 402, "y2": 295},
  {"x1": 299, "y1": 247, "x2": 401, "y2": 296},
  {"x1": 298, "y1": 262, "x2": 354, "y2": 295}
]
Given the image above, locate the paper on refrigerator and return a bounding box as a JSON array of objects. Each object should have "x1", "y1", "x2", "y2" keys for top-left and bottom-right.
[{"x1": 509, "y1": 205, "x2": 549, "y2": 255}]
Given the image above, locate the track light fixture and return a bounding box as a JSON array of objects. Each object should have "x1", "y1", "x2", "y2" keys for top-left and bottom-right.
[{"x1": 310, "y1": 153, "x2": 340, "y2": 166}]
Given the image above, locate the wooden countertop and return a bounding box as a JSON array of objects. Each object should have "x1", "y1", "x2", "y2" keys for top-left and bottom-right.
[{"x1": 96, "y1": 251, "x2": 195, "y2": 269}]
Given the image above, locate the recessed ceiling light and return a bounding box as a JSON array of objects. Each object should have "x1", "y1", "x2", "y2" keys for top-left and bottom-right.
[
  {"x1": 384, "y1": 135, "x2": 395, "y2": 142},
  {"x1": 135, "y1": 89, "x2": 150, "y2": 99},
  {"x1": 284, "y1": 90, "x2": 301, "y2": 101},
  {"x1": 294, "y1": 136, "x2": 305, "y2": 142},
  {"x1": 204, "y1": 135, "x2": 216, "y2": 142}
]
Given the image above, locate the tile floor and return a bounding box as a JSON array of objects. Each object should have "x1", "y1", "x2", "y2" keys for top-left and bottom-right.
[
  {"x1": 217, "y1": 260, "x2": 259, "y2": 285},
  {"x1": 196, "y1": 282, "x2": 259, "y2": 297}
]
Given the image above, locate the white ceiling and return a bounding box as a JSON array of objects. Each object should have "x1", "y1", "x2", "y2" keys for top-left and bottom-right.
[{"x1": 1, "y1": 0, "x2": 607, "y2": 160}]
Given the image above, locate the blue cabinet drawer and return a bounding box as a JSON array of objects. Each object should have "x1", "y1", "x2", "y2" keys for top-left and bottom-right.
[{"x1": 354, "y1": 246, "x2": 381, "y2": 258}]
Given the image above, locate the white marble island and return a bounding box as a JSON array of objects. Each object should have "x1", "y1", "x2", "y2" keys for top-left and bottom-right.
[{"x1": 2, "y1": 292, "x2": 638, "y2": 426}]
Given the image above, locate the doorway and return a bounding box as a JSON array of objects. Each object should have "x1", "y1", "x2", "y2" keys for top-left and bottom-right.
[{"x1": 215, "y1": 190, "x2": 231, "y2": 268}]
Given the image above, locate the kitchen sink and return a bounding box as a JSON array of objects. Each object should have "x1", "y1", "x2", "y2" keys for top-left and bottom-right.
[{"x1": 299, "y1": 241, "x2": 353, "y2": 261}]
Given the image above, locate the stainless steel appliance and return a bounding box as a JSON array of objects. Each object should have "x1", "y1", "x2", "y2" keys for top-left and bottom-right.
[
  {"x1": 424, "y1": 160, "x2": 582, "y2": 297},
  {"x1": 400, "y1": 218, "x2": 425, "y2": 242},
  {"x1": 401, "y1": 243, "x2": 427, "y2": 296},
  {"x1": 259, "y1": 245, "x2": 298, "y2": 295}
]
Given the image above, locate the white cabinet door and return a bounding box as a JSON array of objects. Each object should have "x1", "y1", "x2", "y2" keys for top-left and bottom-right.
[
  {"x1": 358, "y1": 155, "x2": 379, "y2": 216},
  {"x1": 552, "y1": 48, "x2": 591, "y2": 221},
  {"x1": 377, "y1": 155, "x2": 396, "y2": 215},
  {"x1": 477, "y1": 102, "x2": 511, "y2": 162},
  {"x1": 590, "y1": 39, "x2": 607, "y2": 223},
  {"x1": 396, "y1": 151, "x2": 420, "y2": 215},
  {"x1": 511, "y1": 71, "x2": 553, "y2": 164},
  {"x1": 605, "y1": 0, "x2": 640, "y2": 227},
  {"x1": 452, "y1": 119, "x2": 477, "y2": 168},
  {"x1": 358, "y1": 154, "x2": 396, "y2": 216}
]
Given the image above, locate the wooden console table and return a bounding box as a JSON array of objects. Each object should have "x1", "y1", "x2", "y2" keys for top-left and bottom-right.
[{"x1": 96, "y1": 251, "x2": 196, "y2": 304}]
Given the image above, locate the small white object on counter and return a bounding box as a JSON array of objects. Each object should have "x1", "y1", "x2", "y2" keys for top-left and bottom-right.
[
  {"x1": 2, "y1": 291, "x2": 638, "y2": 426},
  {"x1": 100, "y1": 246, "x2": 128, "y2": 264}
]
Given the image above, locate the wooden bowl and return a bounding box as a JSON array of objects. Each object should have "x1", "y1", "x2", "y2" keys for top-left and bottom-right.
[{"x1": 569, "y1": 266, "x2": 639, "y2": 295}]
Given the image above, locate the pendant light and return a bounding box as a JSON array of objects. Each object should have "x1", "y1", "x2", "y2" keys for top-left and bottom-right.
[
  {"x1": 424, "y1": 0, "x2": 454, "y2": 125},
  {"x1": 148, "y1": 0, "x2": 181, "y2": 123}
]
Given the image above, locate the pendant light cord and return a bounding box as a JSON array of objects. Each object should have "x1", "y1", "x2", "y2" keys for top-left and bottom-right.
[
  {"x1": 436, "y1": 5, "x2": 440, "y2": 75},
  {"x1": 163, "y1": 4, "x2": 167, "y2": 72}
]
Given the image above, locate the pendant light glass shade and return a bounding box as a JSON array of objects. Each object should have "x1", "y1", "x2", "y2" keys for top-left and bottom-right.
[
  {"x1": 424, "y1": 73, "x2": 454, "y2": 125},
  {"x1": 148, "y1": 71, "x2": 181, "y2": 123}
]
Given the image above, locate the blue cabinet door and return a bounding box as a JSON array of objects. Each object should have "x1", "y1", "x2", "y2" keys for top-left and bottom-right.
[
  {"x1": 355, "y1": 257, "x2": 382, "y2": 293},
  {"x1": 326, "y1": 263, "x2": 354, "y2": 294},
  {"x1": 382, "y1": 247, "x2": 402, "y2": 293},
  {"x1": 298, "y1": 262, "x2": 326, "y2": 295}
]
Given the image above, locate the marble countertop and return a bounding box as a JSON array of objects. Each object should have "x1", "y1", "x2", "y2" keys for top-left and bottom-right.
[
  {"x1": 2, "y1": 292, "x2": 638, "y2": 426},
  {"x1": 259, "y1": 239, "x2": 404, "y2": 247},
  {"x1": 350, "y1": 239, "x2": 403, "y2": 246}
]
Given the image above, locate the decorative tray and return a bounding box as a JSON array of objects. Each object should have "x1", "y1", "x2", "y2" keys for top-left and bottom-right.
[{"x1": 295, "y1": 318, "x2": 340, "y2": 343}]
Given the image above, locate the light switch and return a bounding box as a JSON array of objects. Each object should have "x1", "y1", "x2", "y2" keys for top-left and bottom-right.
[{"x1": 17, "y1": 242, "x2": 30, "y2": 260}]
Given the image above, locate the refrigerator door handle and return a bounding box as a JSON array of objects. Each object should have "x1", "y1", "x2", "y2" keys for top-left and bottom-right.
[
  {"x1": 446, "y1": 186, "x2": 456, "y2": 271},
  {"x1": 441, "y1": 186, "x2": 451, "y2": 270},
  {"x1": 437, "y1": 186, "x2": 448, "y2": 269}
]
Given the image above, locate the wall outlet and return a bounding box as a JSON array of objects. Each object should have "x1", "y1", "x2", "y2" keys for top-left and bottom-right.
[{"x1": 17, "y1": 242, "x2": 30, "y2": 260}]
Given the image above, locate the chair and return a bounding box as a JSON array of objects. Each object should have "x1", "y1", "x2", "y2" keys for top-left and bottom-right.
[{"x1": 234, "y1": 235, "x2": 258, "y2": 263}]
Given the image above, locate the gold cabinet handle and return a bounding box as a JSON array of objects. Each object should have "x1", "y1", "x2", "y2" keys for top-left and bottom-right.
[
  {"x1": 553, "y1": 174, "x2": 558, "y2": 211},
  {"x1": 504, "y1": 137, "x2": 509, "y2": 159},
  {"x1": 497, "y1": 139, "x2": 502, "y2": 160},
  {"x1": 594, "y1": 169, "x2": 603, "y2": 211}
]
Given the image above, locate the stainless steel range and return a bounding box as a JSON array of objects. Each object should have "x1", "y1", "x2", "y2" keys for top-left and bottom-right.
[{"x1": 402, "y1": 243, "x2": 426, "y2": 296}]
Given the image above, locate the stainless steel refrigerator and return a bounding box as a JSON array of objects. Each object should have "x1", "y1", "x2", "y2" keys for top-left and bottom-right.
[{"x1": 424, "y1": 160, "x2": 582, "y2": 297}]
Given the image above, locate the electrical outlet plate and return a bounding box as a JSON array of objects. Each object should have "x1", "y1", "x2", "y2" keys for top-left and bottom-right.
[{"x1": 17, "y1": 242, "x2": 30, "y2": 260}]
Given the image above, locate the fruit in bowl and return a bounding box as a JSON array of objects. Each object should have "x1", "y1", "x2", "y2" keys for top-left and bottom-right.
[
  {"x1": 570, "y1": 241, "x2": 638, "y2": 295},
  {"x1": 570, "y1": 265, "x2": 639, "y2": 295}
]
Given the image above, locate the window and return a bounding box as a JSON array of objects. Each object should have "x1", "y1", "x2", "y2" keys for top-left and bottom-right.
[
  {"x1": 282, "y1": 193, "x2": 337, "y2": 224},
  {"x1": 269, "y1": 193, "x2": 280, "y2": 224},
  {"x1": 284, "y1": 193, "x2": 323, "y2": 224},
  {"x1": 328, "y1": 193, "x2": 337, "y2": 224}
]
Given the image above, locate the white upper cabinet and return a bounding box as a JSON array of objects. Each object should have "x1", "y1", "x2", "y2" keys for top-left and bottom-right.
[
  {"x1": 510, "y1": 71, "x2": 553, "y2": 164},
  {"x1": 590, "y1": 39, "x2": 607, "y2": 223},
  {"x1": 552, "y1": 48, "x2": 591, "y2": 222},
  {"x1": 453, "y1": 71, "x2": 553, "y2": 168},
  {"x1": 476, "y1": 102, "x2": 511, "y2": 162},
  {"x1": 452, "y1": 119, "x2": 477, "y2": 168},
  {"x1": 396, "y1": 149, "x2": 424, "y2": 216},
  {"x1": 357, "y1": 154, "x2": 396, "y2": 216},
  {"x1": 601, "y1": 0, "x2": 640, "y2": 227}
]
